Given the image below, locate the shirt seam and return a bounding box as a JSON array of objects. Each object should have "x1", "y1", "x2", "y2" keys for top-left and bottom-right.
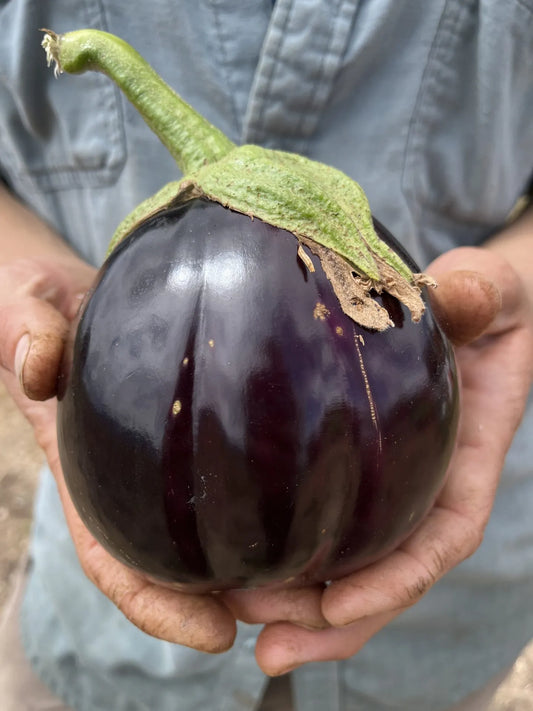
[
  {"x1": 242, "y1": 0, "x2": 294, "y2": 143},
  {"x1": 208, "y1": 0, "x2": 243, "y2": 137},
  {"x1": 400, "y1": 0, "x2": 471, "y2": 229}
]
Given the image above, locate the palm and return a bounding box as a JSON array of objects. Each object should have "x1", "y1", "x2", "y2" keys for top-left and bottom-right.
[
  {"x1": 0, "y1": 256, "x2": 239, "y2": 654},
  {"x1": 223, "y1": 247, "x2": 533, "y2": 675}
]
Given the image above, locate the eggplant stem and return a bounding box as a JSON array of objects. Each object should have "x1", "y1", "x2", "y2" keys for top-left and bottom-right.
[{"x1": 41, "y1": 29, "x2": 235, "y2": 174}]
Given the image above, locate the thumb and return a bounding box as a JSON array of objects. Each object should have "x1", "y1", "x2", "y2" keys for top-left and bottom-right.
[
  {"x1": 0, "y1": 257, "x2": 95, "y2": 401},
  {"x1": 0, "y1": 297, "x2": 70, "y2": 400},
  {"x1": 427, "y1": 269, "x2": 501, "y2": 347},
  {"x1": 425, "y1": 247, "x2": 519, "y2": 347}
]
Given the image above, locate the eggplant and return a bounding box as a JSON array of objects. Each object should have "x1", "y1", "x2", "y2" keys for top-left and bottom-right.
[{"x1": 45, "y1": 30, "x2": 459, "y2": 591}]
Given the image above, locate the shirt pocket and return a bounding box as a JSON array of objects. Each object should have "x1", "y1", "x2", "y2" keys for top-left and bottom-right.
[
  {"x1": 402, "y1": 0, "x2": 533, "y2": 247},
  {"x1": 0, "y1": 0, "x2": 125, "y2": 192}
]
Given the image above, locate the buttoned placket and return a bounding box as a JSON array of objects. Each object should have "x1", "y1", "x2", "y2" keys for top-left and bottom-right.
[{"x1": 242, "y1": 0, "x2": 361, "y2": 157}]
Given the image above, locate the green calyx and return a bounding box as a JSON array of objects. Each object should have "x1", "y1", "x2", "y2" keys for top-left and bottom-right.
[{"x1": 42, "y1": 28, "x2": 433, "y2": 331}]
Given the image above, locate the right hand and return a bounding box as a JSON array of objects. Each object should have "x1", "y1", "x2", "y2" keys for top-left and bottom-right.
[{"x1": 0, "y1": 255, "x2": 245, "y2": 653}]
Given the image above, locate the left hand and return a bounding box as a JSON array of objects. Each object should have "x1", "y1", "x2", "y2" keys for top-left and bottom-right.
[
  {"x1": 222, "y1": 246, "x2": 533, "y2": 675},
  {"x1": 0, "y1": 256, "x2": 239, "y2": 655}
]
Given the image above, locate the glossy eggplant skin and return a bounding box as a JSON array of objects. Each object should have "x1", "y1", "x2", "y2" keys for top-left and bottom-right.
[{"x1": 57, "y1": 199, "x2": 459, "y2": 591}]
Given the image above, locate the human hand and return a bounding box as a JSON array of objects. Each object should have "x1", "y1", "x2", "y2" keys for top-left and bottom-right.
[
  {"x1": 0, "y1": 255, "x2": 237, "y2": 653},
  {"x1": 223, "y1": 246, "x2": 533, "y2": 675}
]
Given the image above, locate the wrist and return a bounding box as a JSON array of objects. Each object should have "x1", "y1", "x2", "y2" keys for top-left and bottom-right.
[{"x1": 484, "y1": 204, "x2": 533, "y2": 310}]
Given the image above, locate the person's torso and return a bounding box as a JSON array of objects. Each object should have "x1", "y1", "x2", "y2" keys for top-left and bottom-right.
[{"x1": 2, "y1": 2, "x2": 533, "y2": 710}]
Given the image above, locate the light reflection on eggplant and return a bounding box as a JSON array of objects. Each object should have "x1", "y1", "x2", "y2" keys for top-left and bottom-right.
[{"x1": 57, "y1": 199, "x2": 459, "y2": 591}]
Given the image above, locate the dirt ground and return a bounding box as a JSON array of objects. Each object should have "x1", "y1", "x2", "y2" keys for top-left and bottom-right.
[
  {"x1": 0, "y1": 383, "x2": 42, "y2": 611},
  {"x1": 0, "y1": 381, "x2": 532, "y2": 708}
]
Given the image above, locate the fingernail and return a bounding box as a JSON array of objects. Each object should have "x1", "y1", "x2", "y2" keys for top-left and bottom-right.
[{"x1": 14, "y1": 334, "x2": 31, "y2": 388}]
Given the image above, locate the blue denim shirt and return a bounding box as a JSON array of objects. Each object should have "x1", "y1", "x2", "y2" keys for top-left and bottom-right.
[{"x1": 1, "y1": 1, "x2": 533, "y2": 710}]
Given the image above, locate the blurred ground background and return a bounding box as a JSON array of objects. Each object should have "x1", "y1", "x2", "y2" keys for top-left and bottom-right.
[
  {"x1": 0, "y1": 383, "x2": 41, "y2": 611},
  {"x1": 0, "y1": 381, "x2": 532, "y2": 708}
]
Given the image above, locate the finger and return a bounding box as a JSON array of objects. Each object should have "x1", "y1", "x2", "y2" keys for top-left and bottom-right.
[
  {"x1": 428, "y1": 269, "x2": 501, "y2": 346},
  {"x1": 321, "y1": 343, "x2": 519, "y2": 629},
  {"x1": 255, "y1": 612, "x2": 395, "y2": 676},
  {"x1": 322, "y1": 310, "x2": 532, "y2": 628},
  {"x1": 315, "y1": 247, "x2": 533, "y2": 632},
  {"x1": 321, "y1": 505, "x2": 480, "y2": 628},
  {"x1": 427, "y1": 246, "x2": 531, "y2": 338},
  {"x1": 222, "y1": 585, "x2": 329, "y2": 630},
  {"x1": 0, "y1": 298, "x2": 69, "y2": 400},
  {"x1": 0, "y1": 257, "x2": 94, "y2": 319},
  {"x1": 49, "y1": 451, "x2": 238, "y2": 653},
  {"x1": 85, "y1": 544, "x2": 237, "y2": 653},
  {"x1": 60, "y1": 494, "x2": 237, "y2": 653}
]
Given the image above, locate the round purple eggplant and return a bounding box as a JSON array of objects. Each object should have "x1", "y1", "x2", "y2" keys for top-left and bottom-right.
[{"x1": 57, "y1": 198, "x2": 459, "y2": 591}]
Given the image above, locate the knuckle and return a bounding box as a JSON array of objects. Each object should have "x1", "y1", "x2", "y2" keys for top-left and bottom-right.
[
  {"x1": 0, "y1": 259, "x2": 69, "y2": 310},
  {"x1": 117, "y1": 586, "x2": 175, "y2": 641},
  {"x1": 459, "y1": 523, "x2": 484, "y2": 560},
  {"x1": 115, "y1": 585, "x2": 144, "y2": 618},
  {"x1": 78, "y1": 551, "x2": 101, "y2": 589},
  {"x1": 404, "y1": 575, "x2": 435, "y2": 604},
  {"x1": 0, "y1": 259, "x2": 42, "y2": 295},
  {"x1": 75, "y1": 536, "x2": 109, "y2": 590},
  {"x1": 77, "y1": 546, "x2": 104, "y2": 590}
]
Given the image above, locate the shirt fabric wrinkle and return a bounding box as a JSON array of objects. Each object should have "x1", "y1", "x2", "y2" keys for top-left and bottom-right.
[
  {"x1": 242, "y1": 0, "x2": 293, "y2": 146},
  {"x1": 242, "y1": 0, "x2": 360, "y2": 154}
]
